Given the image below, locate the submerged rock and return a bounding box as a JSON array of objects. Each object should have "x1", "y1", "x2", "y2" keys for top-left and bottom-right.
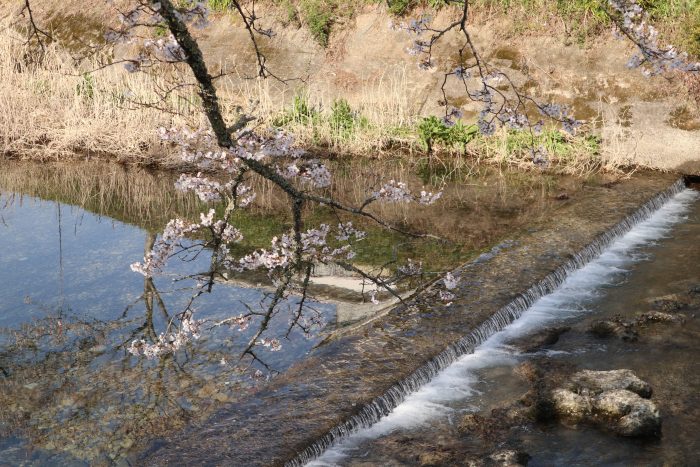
[
  {"x1": 588, "y1": 319, "x2": 638, "y2": 341},
  {"x1": 465, "y1": 449, "x2": 531, "y2": 466},
  {"x1": 589, "y1": 308, "x2": 689, "y2": 342},
  {"x1": 636, "y1": 311, "x2": 686, "y2": 324},
  {"x1": 508, "y1": 326, "x2": 570, "y2": 353},
  {"x1": 419, "y1": 449, "x2": 453, "y2": 466},
  {"x1": 647, "y1": 294, "x2": 688, "y2": 312},
  {"x1": 550, "y1": 369, "x2": 660, "y2": 437},
  {"x1": 459, "y1": 413, "x2": 485, "y2": 434},
  {"x1": 458, "y1": 407, "x2": 528, "y2": 441}
]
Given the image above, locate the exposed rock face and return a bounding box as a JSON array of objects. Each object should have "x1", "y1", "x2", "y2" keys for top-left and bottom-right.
[
  {"x1": 595, "y1": 389, "x2": 661, "y2": 437},
  {"x1": 550, "y1": 388, "x2": 591, "y2": 421},
  {"x1": 515, "y1": 359, "x2": 574, "y2": 422},
  {"x1": 550, "y1": 369, "x2": 661, "y2": 437},
  {"x1": 567, "y1": 369, "x2": 652, "y2": 398}
]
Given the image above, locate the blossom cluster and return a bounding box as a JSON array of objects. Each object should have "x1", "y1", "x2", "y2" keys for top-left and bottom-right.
[
  {"x1": 258, "y1": 338, "x2": 282, "y2": 352},
  {"x1": 279, "y1": 161, "x2": 332, "y2": 188},
  {"x1": 336, "y1": 222, "x2": 367, "y2": 242},
  {"x1": 608, "y1": 0, "x2": 699, "y2": 76},
  {"x1": 229, "y1": 313, "x2": 252, "y2": 332},
  {"x1": 239, "y1": 131, "x2": 304, "y2": 159},
  {"x1": 238, "y1": 223, "x2": 364, "y2": 274},
  {"x1": 175, "y1": 172, "x2": 228, "y2": 202},
  {"x1": 127, "y1": 315, "x2": 203, "y2": 358},
  {"x1": 160, "y1": 126, "x2": 333, "y2": 191},
  {"x1": 441, "y1": 108, "x2": 464, "y2": 127},
  {"x1": 295, "y1": 307, "x2": 326, "y2": 338},
  {"x1": 108, "y1": 1, "x2": 210, "y2": 60},
  {"x1": 158, "y1": 126, "x2": 242, "y2": 172},
  {"x1": 130, "y1": 218, "x2": 200, "y2": 277},
  {"x1": 438, "y1": 272, "x2": 460, "y2": 303},
  {"x1": 373, "y1": 180, "x2": 443, "y2": 205},
  {"x1": 443, "y1": 272, "x2": 459, "y2": 290},
  {"x1": 398, "y1": 259, "x2": 423, "y2": 277},
  {"x1": 199, "y1": 208, "x2": 244, "y2": 242}
]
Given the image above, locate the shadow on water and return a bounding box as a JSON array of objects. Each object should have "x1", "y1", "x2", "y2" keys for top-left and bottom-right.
[{"x1": 0, "y1": 159, "x2": 617, "y2": 464}]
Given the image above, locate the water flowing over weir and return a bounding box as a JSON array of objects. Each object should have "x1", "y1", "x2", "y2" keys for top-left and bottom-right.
[{"x1": 290, "y1": 178, "x2": 692, "y2": 467}]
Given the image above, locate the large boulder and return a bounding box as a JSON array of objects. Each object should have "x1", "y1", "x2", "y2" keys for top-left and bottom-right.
[
  {"x1": 550, "y1": 369, "x2": 660, "y2": 437},
  {"x1": 595, "y1": 389, "x2": 661, "y2": 437},
  {"x1": 567, "y1": 369, "x2": 652, "y2": 398},
  {"x1": 550, "y1": 389, "x2": 591, "y2": 422}
]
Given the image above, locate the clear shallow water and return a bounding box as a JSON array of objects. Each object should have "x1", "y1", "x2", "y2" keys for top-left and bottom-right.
[
  {"x1": 0, "y1": 161, "x2": 687, "y2": 466},
  {"x1": 0, "y1": 193, "x2": 332, "y2": 366},
  {"x1": 0, "y1": 193, "x2": 333, "y2": 464},
  {"x1": 309, "y1": 188, "x2": 700, "y2": 466}
]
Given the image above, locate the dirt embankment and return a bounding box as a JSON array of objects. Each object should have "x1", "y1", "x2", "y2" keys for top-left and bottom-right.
[
  {"x1": 198, "y1": 4, "x2": 700, "y2": 172},
  {"x1": 4, "y1": 1, "x2": 700, "y2": 173}
]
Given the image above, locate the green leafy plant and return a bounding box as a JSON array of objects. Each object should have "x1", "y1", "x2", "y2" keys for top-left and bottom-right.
[
  {"x1": 417, "y1": 116, "x2": 478, "y2": 154},
  {"x1": 75, "y1": 73, "x2": 95, "y2": 100},
  {"x1": 154, "y1": 23, "x2": 169, "y2": 37},
  {"x1": 281, "y1": 0, "x2": 301, "y2": 26},
  {"x1": 500, "y1": 128, "x2": 600, "y2": 159},
  {"x1": 330, "y1": 99, "x2": 358, "y2": 136},
  {"x1": 207, "y1": 0, "x2": 234, "y2": 11},
  {"x1": 427, "y1": 0, "x2": 448, "y2": 9},
  {"x1": 301, "y1": 0, "x2": 333, "y2": 46},
  {"x1": 272, "y1": 94, "x2": 319, "y2": 127},
  {"x1": 387, "y1": 0, "x2": 413, "y2": 15},
  {"x1": 386, "y1": 0, "x2": 447, "y2": 15}
]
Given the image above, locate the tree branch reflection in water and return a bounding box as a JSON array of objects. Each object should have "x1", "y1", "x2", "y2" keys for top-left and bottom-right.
[{"x1": 0, "y1": 195, "x2": 333, "y2": 463}]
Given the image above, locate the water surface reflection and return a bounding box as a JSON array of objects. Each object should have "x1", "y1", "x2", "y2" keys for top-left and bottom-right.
[
  {"x1": 0, "y1": 159, "x2": 603, "y2": 463},
  {"x1": 0, "y1": 193, "x2": 332, "y2": 464}
]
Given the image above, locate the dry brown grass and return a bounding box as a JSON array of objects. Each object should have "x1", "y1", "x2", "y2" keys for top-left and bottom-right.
[
  {"x1": 0, "y1": 26, "x2": 202, "y2": 164},
  {"x1": 222, "y1": 66, "x2": 420, "y2": 156},
  {"x1": 0, "y1": 20, "x2": 419, "y2": 164},
  {"x1": 0, "y1": 161, "x2": 204, "y2": 230},
  {"x1": 0, "y1": 15, "x2": 612, "y2": 176}
]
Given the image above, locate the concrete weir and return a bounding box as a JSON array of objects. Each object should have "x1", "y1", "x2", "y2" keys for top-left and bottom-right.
[{"x1": 140, "y1": 174, "x2": 686, "y2": 466}]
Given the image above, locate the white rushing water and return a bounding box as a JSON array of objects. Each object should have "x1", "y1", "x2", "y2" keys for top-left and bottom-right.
[{"x1": 306, "y1": 188, "x2": 699, "y2": 466}]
